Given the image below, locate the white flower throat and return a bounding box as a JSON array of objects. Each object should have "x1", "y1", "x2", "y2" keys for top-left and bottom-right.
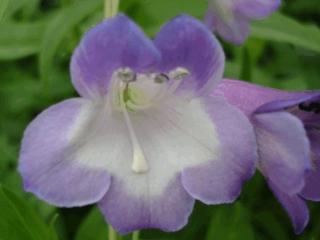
[{"x1": 109, "y1": 67, "x2": 190, "y2": 174}]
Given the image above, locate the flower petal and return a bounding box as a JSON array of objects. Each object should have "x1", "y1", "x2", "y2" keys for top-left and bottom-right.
[
  {"x1": 71, "y1": 14, "x2": 161, "y2": 98},
  {"x1": 301, "y1": 129, "x2": 320, "y2": 201},
  {"x1": 255, "y1": 93, "x2": 320, "y2": 114},
  {"x1": 99, "y1": 176, "x2": 194, "y2": 234},
  {"x1": 215, "y1": 79, "x2": 320, "y2": 118},
  {"x1": 205, "y1": 9, "x2": 250, "y2": 45},
  {"x1": 181, "y1": 96, "x2": 257, "y2": 204},
  {"x1": 19, "y1": 99, "x2": 111, "y2": 207},
  {"x1": 213, "y1": 79, "x2": 307, "y2": 116},
  {"x1": 268, "y1": 181, "x2": 309, "y2": 235},
  {"x1": 154, "y1": 15, "x2": 225, "y2": 95},
  {"x1": 235, "y1": 0, "x2": 281, "y2": 20},
  {"x1": 205, "y1": 0, "x2": 280, "y2": 44},
  {"x1": 254, "y1": 112, "x2": 311, "y2": 195}
]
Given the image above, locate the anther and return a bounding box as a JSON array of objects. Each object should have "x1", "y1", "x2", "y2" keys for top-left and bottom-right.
[
  {"x1": 117, "y1": 67, "x2": 136, "y2": 83},
  {"x1": 169, "y1": 67, "x2": 190, "y2": 81},
  {"x1": 154, "y1": 73, "x2": 169, "y2": 84}
]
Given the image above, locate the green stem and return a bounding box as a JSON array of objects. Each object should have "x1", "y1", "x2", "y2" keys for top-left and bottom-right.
[
  {"x1": 132, "y1": 231, "x2": 140, "y2": 240},
  {"x1": 104, "y1": 0, "x2": 120, "y2": 19},
  {"x1": 108, "y1": 225, "x2": 118, "y2": 240}
]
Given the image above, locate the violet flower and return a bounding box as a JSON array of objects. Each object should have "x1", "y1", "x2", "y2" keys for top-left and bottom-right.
[
  {"x1": 18, "y1": 15, "x2": 256, "y2": 233},
  {"x1": 214, "y1": 79, "x2": 320, "y2": 234},
  {"x1": 205, "y1": 0, "x2": 281, "y2": 44}
]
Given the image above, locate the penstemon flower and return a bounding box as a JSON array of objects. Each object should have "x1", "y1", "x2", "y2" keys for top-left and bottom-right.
[
  {"x1": 205, "y1": 0, "x2": 281, "y2": 44},
  {"x1": 214, "y1": 79, "x2": 320, "y2": 234},
  {"x1": 19, "y1": 15, "x2": 257, "y2": 233}
]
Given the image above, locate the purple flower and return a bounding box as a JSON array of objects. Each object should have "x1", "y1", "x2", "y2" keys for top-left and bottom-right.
[
  {"x1": 205, "y1": 0, "x2": 281, "y2": 44},
  {"x1": 214, "y1": 79, "x2": 320, "y2": 234},
  {"x1": 18, "y1": 15, "x2": 256, "y2": 234}
]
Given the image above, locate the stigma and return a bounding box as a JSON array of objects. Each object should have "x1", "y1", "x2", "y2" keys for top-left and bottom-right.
[{"x1": 110, "y1": 67, "x2": 190, "y2": 174}]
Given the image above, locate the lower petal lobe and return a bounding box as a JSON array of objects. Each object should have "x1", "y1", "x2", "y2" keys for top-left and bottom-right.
[
  {"x1": 181, "y1": 96, "x2": 257, "y2": 204},
  {"x1": 254, "y1": 112, "x2": 311, "y2": 195},
  {"x1": 99, "y1": 176, "x2": 194, "y2": 234},
  {"x1": 301, "y1": 129, "x2": 320, "y2": 201},
  {"x1": 19, "y1": 98, "x2": 111, "y2": 207},
  {"x1": 268, "y1": 181, "x2": 309, "y2": 234}
]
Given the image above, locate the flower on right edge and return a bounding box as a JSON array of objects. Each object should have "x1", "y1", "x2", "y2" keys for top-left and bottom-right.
[
  {"x1": 205, "y1": 0, "x2": 281, "y2": 44},
  {"x1": 214, "y1": 79, "x2": 320, "y2": 234}
]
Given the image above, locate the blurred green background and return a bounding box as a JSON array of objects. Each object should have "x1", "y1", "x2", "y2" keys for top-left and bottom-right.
[{"x1": 0, "y1": 0, "x2": 320, "y2": 239}]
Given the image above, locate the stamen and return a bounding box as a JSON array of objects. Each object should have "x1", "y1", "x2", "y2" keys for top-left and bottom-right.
[
  {"x1": 125, "y1": 67, "x2": 190, "y2": 111},
  {"x1": 166, "y1": 67, "x2": 190, "y2": 95},
  {"x1": 117, "y1": 67, "x2": 136, "y2": 83},
  {"x1": 154, "y1": 73, "x2": 169, "y2": 84},
  {"x1": 169, "y1": 67, "x2": 190, "y2": 81},
  {"x1": 118, "y1": 82, "x2": 148, "y2": 174}
]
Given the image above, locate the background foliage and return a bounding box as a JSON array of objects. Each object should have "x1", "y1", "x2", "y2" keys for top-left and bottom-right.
[{"x1": 0, "y1": 0, "x2": 320, "y2": 239}]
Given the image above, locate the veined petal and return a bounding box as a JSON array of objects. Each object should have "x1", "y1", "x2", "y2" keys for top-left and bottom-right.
[
  {"x1": 154, "y1": 15, "x2": 225, "y2": 96},
  {"x1": 268, "y1": 181, "x2": 309, "y2": 235},
  {"x1": 71, "y1": 14, "x2": 161, "y2": 98},
  {"x1": 254, "y1": 112, "x2": 311, "y2": 195},
  {"x1": 235, "y1": 0, "x2": 281, "y2": 20},
  {"x1": 301, "y1": 129, "x2": 320, "y2": 201},
  {"x1": 18, "y1": 98, "x2": 111, "y2": 207},
  {"x1": 181, "y1": 96, "x2": 257, "y2": 204}
]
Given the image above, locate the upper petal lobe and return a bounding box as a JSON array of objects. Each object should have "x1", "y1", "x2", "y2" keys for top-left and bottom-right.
[
  {"x1": 71, "y1": 14, "x2": 161, "y2": 98},
  {"x1": 155, "y1": 15, "x2": 225, "y2": 95}
]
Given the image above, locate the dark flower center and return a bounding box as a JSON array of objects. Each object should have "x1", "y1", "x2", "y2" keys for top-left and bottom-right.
[{"x1": 299, "y1": 102, "x2": 320, "y2": 114}]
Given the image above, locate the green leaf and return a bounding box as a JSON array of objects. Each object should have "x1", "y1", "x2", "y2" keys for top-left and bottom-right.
[
  {"x1": 254, "y1": 211, "x2": 290, "y2": 240},
  {"x1": 39, "y1": 0, "x2": 102, "y2": 85},
  {"x1": 0, "y1": 185, "x2": 59, "y2": 240},
  {"x1": 205, "y1": 203, "x2": 255, "y2": 240},
  {"x1": 0, "y1": 21, "x2": 45, "y2": 60},
  {"x1": 48, "y1": 214, "x2": 60, "y2": 240},
  {"x1": 251, "y1": 13, "x2": 320, "y2": 53},
  {"x1": 75, "y1": 207, "x2": 108, "y2": 240},
  {"x1": 4, "y1": 0, "x2": 40, "y2": 19},
  {"x1": 0, "y1": 0, "x2": 9, "y2": 21},
  {"x1": 240, "y1": 47, "x2": 252, "y2": 81}
]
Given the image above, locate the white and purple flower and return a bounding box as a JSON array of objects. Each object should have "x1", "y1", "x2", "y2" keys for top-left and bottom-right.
[
  {"x1": 205, "y1": 0, "x2": 281, "y2": 44},
  {"x1": 18, "y1": 15, "x2": 256, "y2": 233},
  {"x1": 215, "y1": 79, "x2": 320, "y2": 234}
]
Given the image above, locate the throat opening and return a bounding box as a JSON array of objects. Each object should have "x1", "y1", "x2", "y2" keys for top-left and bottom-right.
[{"x1": 109, "y1": 67, "x2": 190, "y2": 174}]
